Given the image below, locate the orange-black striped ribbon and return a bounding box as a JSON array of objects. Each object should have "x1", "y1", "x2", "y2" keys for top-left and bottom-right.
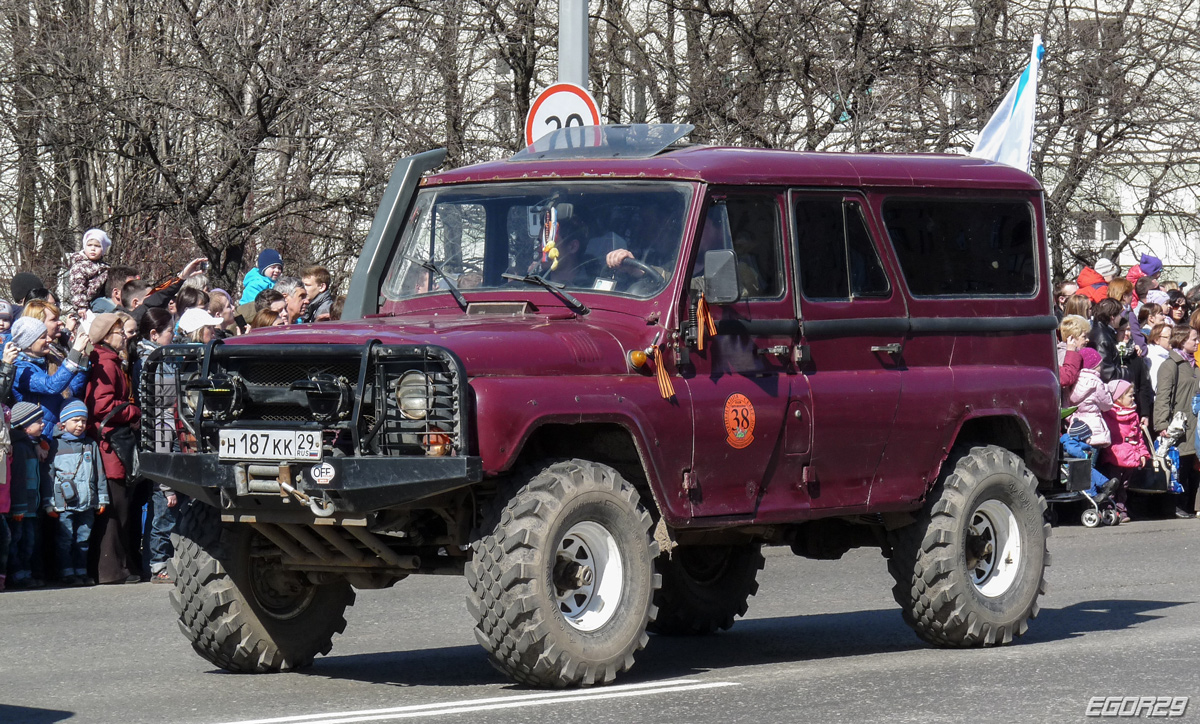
[
  {"x1": 696, "y1": 294, "x2": 717, "y2": 351},
  {"x1": 653, "y1": 345, "x2": 676, "y2": 400}
]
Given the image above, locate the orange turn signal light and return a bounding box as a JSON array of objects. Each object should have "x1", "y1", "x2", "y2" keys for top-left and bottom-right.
[{"x1": 628, "y1": 349, "x2": 648, "y2": 368}]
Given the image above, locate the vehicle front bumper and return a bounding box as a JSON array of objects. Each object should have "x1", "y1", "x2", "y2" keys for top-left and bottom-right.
[{"x1": 140, "y1": 452, "x2": 483, "y2": 513}]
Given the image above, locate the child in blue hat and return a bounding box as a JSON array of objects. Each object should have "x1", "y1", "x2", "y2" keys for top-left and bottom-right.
[
  {"x1": 238, "y1": 249, "x2": 283, "y2": 305},
  {"x1": 47, "y1": 398, "x2": 109, "y2": 586}
]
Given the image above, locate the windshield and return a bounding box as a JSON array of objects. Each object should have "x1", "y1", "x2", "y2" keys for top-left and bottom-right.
[{"x1": 382, "y1": 181, "x2": 693, "y2": 302}]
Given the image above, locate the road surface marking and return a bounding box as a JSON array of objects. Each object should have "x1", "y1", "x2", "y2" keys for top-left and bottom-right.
[{"x1": 218, "y1": 678, "x2": 739, "y2": 724}]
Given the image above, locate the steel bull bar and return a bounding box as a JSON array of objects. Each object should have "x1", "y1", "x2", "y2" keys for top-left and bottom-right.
[{"x1": 140, "y1": 453, "x2": 482, "y2": 515}]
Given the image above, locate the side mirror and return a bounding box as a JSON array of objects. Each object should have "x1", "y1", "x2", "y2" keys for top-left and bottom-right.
[{"x1": 703, "y1": 249, "x2": 741, "y2": 304}]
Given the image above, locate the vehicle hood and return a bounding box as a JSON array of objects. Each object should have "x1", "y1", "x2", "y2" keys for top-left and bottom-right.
[{"x1": 222, "y1": 311, "x2": 658, "y2": 376}]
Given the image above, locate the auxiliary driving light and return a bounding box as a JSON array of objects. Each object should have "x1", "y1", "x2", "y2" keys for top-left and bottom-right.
[
  {"x1": 183, "y1": 374, "x2": 245, "y2": 422},
  {"x1": 395, "y1": 371, "x2": 432, "y2": 420},
  {"x1": 290, "y1": 374, "x2": 353, "y2": 424}
]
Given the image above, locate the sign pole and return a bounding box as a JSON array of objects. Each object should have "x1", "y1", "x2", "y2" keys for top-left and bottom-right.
[{"x1": 559, "y1": 0, "x2": 588, "y2": 90}]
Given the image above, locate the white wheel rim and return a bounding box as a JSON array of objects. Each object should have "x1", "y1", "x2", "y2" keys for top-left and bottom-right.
[
  {"x1": 554, "y1": 521, "x2": 623, "y2": 632},
  {"x1": 967, "y1": 500, "x2": 1023, "y2": 597}
]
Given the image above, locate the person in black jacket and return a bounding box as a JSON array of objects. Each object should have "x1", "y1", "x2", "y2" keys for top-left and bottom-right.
[
  {"x1": 1119, "y1": 317, "x2": 1156, "y2": 424},
  {"x1": 1090, "y1": 298, "x2": 1132, "y2": 384}
]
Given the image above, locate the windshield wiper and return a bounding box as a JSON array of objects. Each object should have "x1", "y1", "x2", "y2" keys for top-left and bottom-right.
[
  {"x1": 502, "y1": 273, "x2": 590, "y2": 315},
  {"x1": 406, "y1": 256, "x2": 468, "y2": 311}
]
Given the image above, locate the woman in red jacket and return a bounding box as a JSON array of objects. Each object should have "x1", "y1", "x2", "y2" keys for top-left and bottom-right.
[{"x1": 85, "y1": 313, "x2": 145, "y2": 584}]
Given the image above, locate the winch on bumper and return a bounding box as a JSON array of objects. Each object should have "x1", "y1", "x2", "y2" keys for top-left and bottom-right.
[{"x1": 139, "y1": 340, "x2": 482, "y2": 518}]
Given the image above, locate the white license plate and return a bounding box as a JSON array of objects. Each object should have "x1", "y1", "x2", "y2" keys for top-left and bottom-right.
[{"x1": 218, "y1": 429, "x2": 322, "y2": 462}]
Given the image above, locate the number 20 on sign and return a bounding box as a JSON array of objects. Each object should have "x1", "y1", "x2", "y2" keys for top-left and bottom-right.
[{"x1": 524, "y1": 83, "x2": 601, "y2": 146}]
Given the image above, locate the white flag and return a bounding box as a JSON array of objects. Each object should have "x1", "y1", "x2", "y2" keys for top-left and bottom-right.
[{"x1": 970, "y1": 35, "x2": 1044, "y2": 173}]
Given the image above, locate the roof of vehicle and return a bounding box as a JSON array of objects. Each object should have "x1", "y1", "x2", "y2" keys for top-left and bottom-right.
[{"x1": 424, "y1": 145, "x2": 1044, "y2": 192}]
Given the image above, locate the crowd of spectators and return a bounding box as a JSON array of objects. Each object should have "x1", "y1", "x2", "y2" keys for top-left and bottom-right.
[
  {"x1": 0, "y1": 231, "x2": 343, "y2": 590},
  {"x1": 4, "y1": 230, "x2": 1196, "y2": 590},
  {"x1": 1057, "y1": 253, "x2": 1200, "y2": 523}
]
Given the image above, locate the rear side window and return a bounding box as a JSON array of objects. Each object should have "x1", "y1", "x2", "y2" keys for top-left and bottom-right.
[
  {"x1": 794, "y1": 196, "x2": 890, "y2": 301},
  {"x1": 882, "y1": 198, "x2": 1036, "y2": 296}
]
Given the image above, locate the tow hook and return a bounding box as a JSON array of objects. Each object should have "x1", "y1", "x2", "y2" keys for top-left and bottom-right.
[{"x1": 278, "y1": 480, "x2": 337, "y2": 518}]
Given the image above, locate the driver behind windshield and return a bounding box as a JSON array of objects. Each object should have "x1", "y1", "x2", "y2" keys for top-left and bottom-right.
[{"x1": 595, "y1": 207, "x2": 681, "y2": 290}]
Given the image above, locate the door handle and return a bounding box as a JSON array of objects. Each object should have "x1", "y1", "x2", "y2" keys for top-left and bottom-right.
[
  {"x1": 870, "y1": 343, "x2": 902, "y2": 355},
  {"x1": 756, "y1": 345, "x2": 791, "y2": 357}
]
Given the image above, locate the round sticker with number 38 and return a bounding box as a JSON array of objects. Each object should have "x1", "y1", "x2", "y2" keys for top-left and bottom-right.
[{"x1": 724, "y1": 394, "x2": 756, "y2": 449}]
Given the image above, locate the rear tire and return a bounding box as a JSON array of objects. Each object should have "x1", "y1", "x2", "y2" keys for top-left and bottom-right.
[
  {"x1": 466, "y1": 459, "x2": 659, "y2": 687},
  {"x1": 649, "y1": 544, "x2": 764, "y2": 635},
  {"x1": 170, "y1": 502, "x2": 355, "y2": 672},
  {"x1": 887, "y1": 445, "x2": 1049, "y2": 647}
]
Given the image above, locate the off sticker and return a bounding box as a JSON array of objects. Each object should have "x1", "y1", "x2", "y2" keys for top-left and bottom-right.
[
  {"x1": 723, "y1": 394, "x2": 756, "y2": 449},
  {"x1": 310, "y1": 462, "x2": 336, "y2": 485}
]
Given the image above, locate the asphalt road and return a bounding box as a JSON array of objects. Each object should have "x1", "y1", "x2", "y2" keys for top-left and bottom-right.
[{"x1": 2, "y1": 517, "x2": 1198, "y2": 724}]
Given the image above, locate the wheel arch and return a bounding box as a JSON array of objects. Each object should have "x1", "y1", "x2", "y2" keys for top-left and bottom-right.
[
  {"x1": 469, "y1": 377, "x2": 690, "y2": 523},
  {"x1": 939, "y1": 412, "x2": 1054, "y2": 486},
  {"x1": 509, "y1": 420, "x2": 672, "y2": 521}
]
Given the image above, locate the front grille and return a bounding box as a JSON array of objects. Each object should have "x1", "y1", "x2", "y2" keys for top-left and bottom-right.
[
  {"x1": 242, "y1": 402, "x2": 311, "y2": 422},
  {"x1": 238, "y1": 361, "x2": 361, "y2": 388},
  {"x1": 138, "y1": 342, "x2": 469, "y2": 458}
]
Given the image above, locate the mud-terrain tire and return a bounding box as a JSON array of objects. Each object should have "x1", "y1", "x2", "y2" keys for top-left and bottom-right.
[
  {"x1": 649, "y1": 544, "x2": 764, "y2": 636},
  {"x1": 886, "y1": 445, "x2": 1049, "y2": 647},
  {"x1": 169, "y1": 502, "x2": 355, "y2": 672},
  {"x1": 466, "y1": 459, "x2": 659, "y2": 687}
]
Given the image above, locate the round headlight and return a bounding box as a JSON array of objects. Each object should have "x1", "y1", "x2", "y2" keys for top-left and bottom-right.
[{"x1": 396, "y1": 371, "x2": 431, "y2": 420}]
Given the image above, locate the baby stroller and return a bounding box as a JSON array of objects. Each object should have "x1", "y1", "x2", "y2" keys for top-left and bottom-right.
[
  {"x1": 1045, "y1": 443, "x2": 1121, "y2": 527},
  {"x1": 1046, "y1": 409, "x2": 1124, "y2": 527}
]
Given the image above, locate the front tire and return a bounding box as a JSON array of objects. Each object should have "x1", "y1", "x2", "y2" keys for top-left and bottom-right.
[
  {"x1": 466, "y1": 459, "x2": 659, "y2": 687},
  {"x1": 887, "y1": 445, "x2": 1049, "y2": 647},
  {"x1": 649, "y1": 544, "x2": 764, "y2": 636},
  {"x1": 170, "y1": 502, "x2": 355, "y2": 672}
]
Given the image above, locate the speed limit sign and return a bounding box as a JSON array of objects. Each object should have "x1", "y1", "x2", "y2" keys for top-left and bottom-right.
[{"x1": 524, "y1": 83, "x2": 602, "y2": 146}]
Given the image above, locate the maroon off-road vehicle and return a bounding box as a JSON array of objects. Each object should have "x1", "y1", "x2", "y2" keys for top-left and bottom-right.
[{"x1": 142, "y1": 124, "x2": 1059, "y2": 688}]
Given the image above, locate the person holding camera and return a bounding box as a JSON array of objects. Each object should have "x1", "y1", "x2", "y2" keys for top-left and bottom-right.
[{"x1": 128, "y1": 257, "x2": 208, "y2": 325}]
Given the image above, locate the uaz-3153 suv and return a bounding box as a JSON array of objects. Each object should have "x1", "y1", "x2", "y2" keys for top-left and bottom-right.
[{"x1": 141, "y1": 124, "x2": 1059, "y2": 687}]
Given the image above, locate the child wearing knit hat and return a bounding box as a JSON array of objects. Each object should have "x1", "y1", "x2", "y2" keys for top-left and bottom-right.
[
  {"x1": 48, "y1": 399, "x2": 108, "y2": 586},
  {"x1": 238, "y1": 249, "x2": 283, "y2": 305},
  {"x1": 1061, "y1": 418, "x2": 1121, "y2": 506},
  {"x1": 1098, "y1": 380, "x2": 1151, "y2": 522},
  {"x1": 1067, "y1": 347, "x2": 1115, "y2": 448},
  {"x1": 67, "y1": 228, "x2": 113, "y2": 312},
  {"x1": 6, "y1": 401, "x2": 48, "y2": 589}
]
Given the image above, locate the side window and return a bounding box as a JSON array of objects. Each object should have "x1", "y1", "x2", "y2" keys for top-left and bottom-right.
[
  {"x1": 794, "y1": 195, "x2": 890, "y2": 301},
  {"x1": 882, "y1": 198, "x2": 1036, "y2": 296},
  {"x1": 696, "y1": 195, "x2": 783, "y2": 298}
]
